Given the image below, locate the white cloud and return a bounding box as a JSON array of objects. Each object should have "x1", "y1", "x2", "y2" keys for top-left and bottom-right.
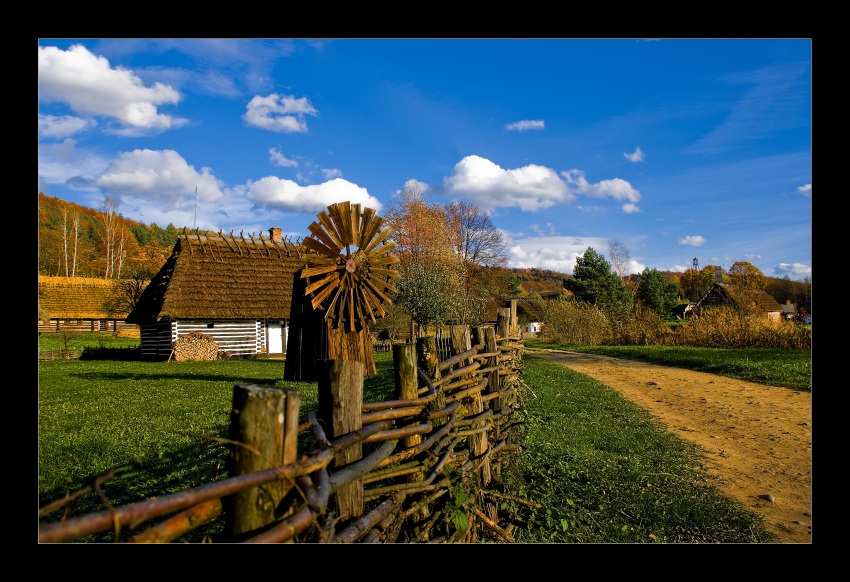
[
  {"x1": 624, "y1": 146, "x2": 645, "y2": 162},
  {"x1": 677, "y1": 235, "x2": 706, "y2": 246},
  {"x1": 96, "y1": 149, "x2": 225, "y2": 205},
  {"x1": 321, "y1": 168, "x2": 343, "y2": 180},
  {"x1": 444, "y1": 155, "x2": 575, "y2": 211},
  {"x1": 38, "y1": 138, "x2": 112, "y2": 189},
  {"x1": 246, "y1": 177, "x2": 381, "y2": 213},
  {"x1": 561, "y1": 169, "x2": 641, "y2": 212},
  {"x1": 243, "y1": 93, "x2": 318, "y2": 133},
  {"x1": 269, "y1": 148, "x2": 298, "y2": 168},
  {"x1": 797, "y1": 183, "x2": 811, "y2": 196},
  {"x1": 38, "y1": 44, "x2": 184, "y2": 135},
  {"x1": 505, "y1": 119, "x2": 545, "y2": 132},
  {"x1": 774, "y1": 262, "x2": 811, "y2": 279},
  {"x1": 503, "y1": 233, "x2": 609, "y2": 275},
  {"x1": 38, "y1": 114, "x2": 96, "y2": 139}
]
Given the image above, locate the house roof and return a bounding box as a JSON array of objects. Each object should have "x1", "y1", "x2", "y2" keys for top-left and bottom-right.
[
  {"x1": 126, "y1": 229, "x2": 314, "y2": 324},
  {"x1": 694, "y1": 282, "x2": 784, "y2": 314},
  {"x1": 38, "y1": 276, "x2": 128, "y2": 320}
]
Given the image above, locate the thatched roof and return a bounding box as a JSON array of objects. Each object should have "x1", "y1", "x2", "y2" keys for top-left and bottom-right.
[
  {"x1": 127, "y1": 229, "x2": 314, "y2": 324},
  {"x1": 694, "y1": 282, "x2": 784, "y2": 314},
  {"x1": 38, "y1": 276, "x2": 127, "y2": 320}
]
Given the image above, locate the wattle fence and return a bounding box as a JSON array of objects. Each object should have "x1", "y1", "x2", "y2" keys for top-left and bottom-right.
[{"x1": 39, "y1": 317, "x2": 527, "y2": 543}]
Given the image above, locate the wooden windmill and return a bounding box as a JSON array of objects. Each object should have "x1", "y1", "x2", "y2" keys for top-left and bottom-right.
[{"x1": 284, "y1": 201, "x2": 399, "y2": 380}]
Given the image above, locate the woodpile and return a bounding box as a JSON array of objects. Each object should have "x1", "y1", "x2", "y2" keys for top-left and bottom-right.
[{"x1": 172, "y1": 332, "x2": 220, "y2": 362}]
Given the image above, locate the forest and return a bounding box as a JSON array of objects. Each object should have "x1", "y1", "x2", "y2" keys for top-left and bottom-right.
[{"x1": 37, "y1": 191, "x2": 812, "y2": 316}]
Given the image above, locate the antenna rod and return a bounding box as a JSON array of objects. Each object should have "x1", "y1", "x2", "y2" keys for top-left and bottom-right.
[{"x1": 194, "y1": 186, "x2": 197, "y2": 229}]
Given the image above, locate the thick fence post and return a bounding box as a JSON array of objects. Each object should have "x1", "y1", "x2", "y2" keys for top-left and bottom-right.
[
  {"x1": 454, "y1": 325, "x2": 491, "y2": 491},
  {"x1": 496, "y1": 308, "x2": 511, "y2": 338},
  {"x1": 393, "y1": 342, "x2": 420, "y2": 447},
  {"x1": 225, "y1": 384, "x2": 300, "y2": 539},
  {"x1": 417, "y1": 336, "x2": 444, "y2": 427},
  {"x1": 318, "y1": 359, "x2": 364, "y2": 521}
]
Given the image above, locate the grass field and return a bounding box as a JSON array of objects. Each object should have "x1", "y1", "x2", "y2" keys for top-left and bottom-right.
[{"x1": 38, "y1": 333, "x2": 804, "y2": 542}]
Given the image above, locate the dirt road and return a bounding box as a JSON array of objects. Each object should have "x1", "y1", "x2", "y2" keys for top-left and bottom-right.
[{"x1": 525, "y1": 348, "x2": 812, "y2": 544}]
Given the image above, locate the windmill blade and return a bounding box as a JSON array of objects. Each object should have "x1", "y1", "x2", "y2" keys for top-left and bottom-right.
[
  {"x1": 369, "y1": 267, "x2": 400, "y2": 279},
  {"x1": 368, "y1": 255, "x2": 401, "y2": 268},
  {"x1": 364, "y1": 275, "x2": 395, "y2": 304},
  {"x1": 367, "y1": 240, "x2": 398, "y2": 259},
  {"x1": 302, "y1": 263, "x2": 342, "y2": 279},
  {"x1": 328, "y1": 202, "x2": 353, "y2": 247},
  {"x1": 304, "y1": 272, "x2": 340, "y2": 295},
  {"x1": 307, "y1": 222, "x2": 342, "y2": 254},
  {"x1": 310, "y1": 275, "x2": 341, "y2": 310},
  {"x1": 317, "y1": 211, "x2": 346, "y2": 251},
  {"x1": 358, "y1": 207, "x2": 376, "y2": 248},
  {"x1": 303, "y1": 235, "x2": 341, "y2": 259},
  {"x1": 350, "y1": 203, "x2": 362, "y2": 247},
  {"x1": 362, "y1": 227, "x2": 393, "y2": 254}
]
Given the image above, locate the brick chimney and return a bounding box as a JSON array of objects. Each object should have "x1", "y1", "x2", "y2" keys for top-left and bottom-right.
[{"x1": 269, "y1": 227, "x2": 282, "y2": 242}]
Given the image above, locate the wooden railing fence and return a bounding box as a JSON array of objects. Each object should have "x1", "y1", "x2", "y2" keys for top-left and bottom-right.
[{"x1": 38, "y1": 319, "x2": 526, "y2": 544}]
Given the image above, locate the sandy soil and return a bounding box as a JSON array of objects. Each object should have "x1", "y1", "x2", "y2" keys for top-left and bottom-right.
[{"x1": 525, "y1": 348, "x2": 812, "y2": 544}]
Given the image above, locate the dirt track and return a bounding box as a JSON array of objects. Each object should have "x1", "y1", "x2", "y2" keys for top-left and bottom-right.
[{"x1": 525, "y1": 348, "x2": 812, "y2": 544}]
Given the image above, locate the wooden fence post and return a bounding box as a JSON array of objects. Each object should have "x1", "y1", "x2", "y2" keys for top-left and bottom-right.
[
  {"x1": 496, "y1": 308, "x2": 511, "y2": 338},
  {"x1": 393, "y1": 342, "x2": 420, "y2": 447},
  {"x1": 417, "y1": 336, "x2": 444, "y2": 426},
  {"x1": 225, "y1": 384, "x2": 300, "y2": 539},
  {"x1": 455, "y1": 325, "x2": 490, "y2": 489},
  {"x1": 318, "y1": 359, "x2": 364, "y2": 521}
]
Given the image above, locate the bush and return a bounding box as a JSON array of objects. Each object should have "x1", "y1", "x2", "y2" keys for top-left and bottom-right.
[{"x1": 539, "y1": 300, "x2": 612, "y2": 345}]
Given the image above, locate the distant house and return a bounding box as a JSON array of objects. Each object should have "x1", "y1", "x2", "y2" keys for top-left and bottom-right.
[
  {"x1": 126, "y1": 228, "x2": 311, "y2": 360},
  {"x1": 693, "y1": 281, "x2": 785, "y2": 322},
  {"x1": 38, "y1": 276, "x2": 138, "y2": 335},
  {"x1": 780, "y1": 300, "x2": 797, "y2": 320}
]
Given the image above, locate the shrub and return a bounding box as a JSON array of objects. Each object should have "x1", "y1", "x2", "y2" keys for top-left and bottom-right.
[{"x1": 539, "y1": 300, "x2": 612, "y2": 345}]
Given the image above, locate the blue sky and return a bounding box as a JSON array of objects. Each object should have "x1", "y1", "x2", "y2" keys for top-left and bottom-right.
[{"x1": 37, "y1": 38, "x2": 812, "y2": 280}]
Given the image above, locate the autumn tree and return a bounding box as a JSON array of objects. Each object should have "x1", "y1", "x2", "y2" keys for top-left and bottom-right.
[
  {"x1": 384, "y1": 181, "x2": 465, "y2": 335},
  {"x1": 728, "y1": 261, "x2": 766, "y2": 290},
  {"x1": 103, "y1": 266, "x2": 153, "y2": 317}
]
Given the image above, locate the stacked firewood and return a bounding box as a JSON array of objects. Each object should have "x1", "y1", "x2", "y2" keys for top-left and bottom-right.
[{"x1": 172, "y1": 332, "x2": 220, "y2": 362}]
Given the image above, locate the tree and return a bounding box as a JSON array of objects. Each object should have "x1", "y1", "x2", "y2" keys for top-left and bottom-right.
[
  {"x1": 103, "y1": 267, "x2": 152, "y2": 317},
  {"x1": 564, "y1": 247, "x2": 633, "y2": 318},
  {"x1": 607, "y1": 238, "x2": 631, "y2": 281},
  {"x1": 446, "y1": 200, "x2": 507, "y2": 272},
  {"x1": 636, "y1": 268, "x2": 680, "y2": 319},
  {"x1": 728, "y1": 261, "x2": 766, "y2": 290}
]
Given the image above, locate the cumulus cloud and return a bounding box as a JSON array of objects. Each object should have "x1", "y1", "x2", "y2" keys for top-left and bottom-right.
[
  {"x1": 505, "y1": 119, "x2": 545, "y2": 132},
  {"x1": 774, "y1": 262, "x2": 811, "y2": 279},
  {"x1": 797, "y1": 183, "x2": 811, "y2": 196},
  {"x1": 246, "y1": 177, "x2": 381, "y2": 213},
  {"x1": 269, "y1": 148, "x2": 298, "y2": 168},
  {"x1": 503, "y1": 234, "x2": 610, "y2": 275},
  {"x1": 243, "y1": 93, "x2": 318, "y2": 132},
  {"x1": 444, "y1": 155, "x2": 574, "y2": 211},
  {"x1": 677, "y1": 235, "x2": 706, "y2": 247},
  {"x1": 96, "y1": 149, "x2": 225, "y2": 205},
  {"x1": 38, "y1": 44, "x2": 184, "y2": 135},
  {"x1": 624, "y1": 146, "x2": 645, "y2": 162},
  {"x1": 561, "y1": 169, "x2": 641, "y2": 212},
  {"x1": 38, "y1": 114, "x2": 96, "y2": 139}
]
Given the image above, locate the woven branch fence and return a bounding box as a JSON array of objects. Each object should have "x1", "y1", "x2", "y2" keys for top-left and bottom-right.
[{"x1": 39, "y1": 318, "x2": 527, "y2": 544}]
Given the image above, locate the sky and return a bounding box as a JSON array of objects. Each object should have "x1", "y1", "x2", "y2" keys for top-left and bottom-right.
[{"x1": 37, "y1": 38, "x2": 812, "y2": 281}]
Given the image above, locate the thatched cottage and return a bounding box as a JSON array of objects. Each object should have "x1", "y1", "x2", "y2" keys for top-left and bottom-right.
[
  {"x1": 38, "y1": 275, "x2": 137, "y2": 335},
  {"x1": 127, "y1": 227, "x2": 312, "y2": 360}
]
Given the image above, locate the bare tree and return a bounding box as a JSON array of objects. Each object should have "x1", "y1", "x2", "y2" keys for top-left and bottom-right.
[
  {"x1": 71, "y1": 210, "x2": 80, "y2": 277},
  {"x1": 61, "y1": 207, "x2": 70, "y2": 277},
  {"x1": 100, "y1": 196, "x2": 120, "y2": 278},
  {"x1": 607, "y1": 238, "x2": 631, "y2": 281},
  {"x1": 446, "y1": 200, "x2": 507, "y2": 271}
]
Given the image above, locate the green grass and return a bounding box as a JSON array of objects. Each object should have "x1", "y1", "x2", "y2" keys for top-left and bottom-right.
[
  {"x1": 501, "y1": 355, "x2": 774, "y2": 543},
  {"x1": 38, "y1": 336, "x2": 780, "y2": 543},
  {"x1": 38, "y1": 332, "x2": 141, "y2": 353},
  {"x1": 525, "y1": 339, "x2": 812, "y2": 392}
]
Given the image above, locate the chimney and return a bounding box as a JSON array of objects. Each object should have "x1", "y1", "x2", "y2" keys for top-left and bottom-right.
[
  {"x1": 787, "y1": 299, "x2": 792, "y2": 305},
  {"x1": 269, "y1": 227, "x2": 282, "y2": 242},
  {"x1": 715, "y1": 268, "x2": 723, "y2": 283}
]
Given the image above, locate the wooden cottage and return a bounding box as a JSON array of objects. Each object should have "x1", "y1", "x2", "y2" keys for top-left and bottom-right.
[
  {"x1": 38, "y1": 275, "x2": 138, "y2": 335},
  {"x1": 693, "y1": 281, "x2": 785, "y2": 321},
  {"x1": 126, "y1": 228, "x2": 311, "y2": 360}
]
